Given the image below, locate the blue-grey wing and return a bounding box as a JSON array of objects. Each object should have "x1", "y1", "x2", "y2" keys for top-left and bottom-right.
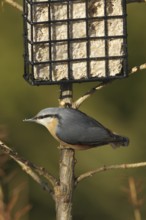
[{"x1": 56, "y1": 108, "x2": 113, "y2": 146}]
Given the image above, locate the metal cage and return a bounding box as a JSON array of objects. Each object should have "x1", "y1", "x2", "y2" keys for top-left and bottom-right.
[{"x1": 23, "y1": 0, "x2": 128, "y2": 85}]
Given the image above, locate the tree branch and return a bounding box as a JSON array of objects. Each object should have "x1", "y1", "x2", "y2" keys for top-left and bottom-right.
[
  {"x1": 0, "y1": 141, "x2": 58, "y2": 198},
  {"x1": 54, "y1": 83, "x2": 75, "y2": 220},
  {"x1": 128, "y1": 177, "x2": 142, "y2": 220},
  {"x1": 55, "y1": 149, "x2": 75, "y2": 220},
  {"x1": 130, "y1": 63, "x2": 146, "y2": 75},
  {"x1": 127, "y1": 0, "x2": 146, "y2": 3},
  {"x1": 76, "y1": 161, "x2": 146, "y2": 185},
  {"x1": 73, "y1": 81, "x2": 111, "y2": 109},
  {"x1": 3, "y1": 0, "x2": 22, "y2": 11},
  {"x1": 3, "y1": 0, "x2": 146, "y2": 13},
  {"x1": 73, "y1": 62, "x2": 146, "y2": 109}
]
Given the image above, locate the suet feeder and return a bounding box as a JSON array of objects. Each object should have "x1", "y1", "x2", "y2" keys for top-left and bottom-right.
[{"x1": 23, "y1": 0, "x2": 128, "y2": 85}]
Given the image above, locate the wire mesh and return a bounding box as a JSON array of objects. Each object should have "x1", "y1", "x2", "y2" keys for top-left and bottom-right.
[{"x1": 23, "y1": 0, "x2": 128, "y2": 85}]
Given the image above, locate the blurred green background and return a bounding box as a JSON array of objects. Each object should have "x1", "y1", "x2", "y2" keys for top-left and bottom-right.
[{"x1": 0, "y1": 1, "x2": 146, "y2": 219}]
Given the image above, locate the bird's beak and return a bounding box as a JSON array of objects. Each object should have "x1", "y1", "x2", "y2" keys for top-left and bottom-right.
[{"x1": 23, "y1": 118, "x2": 36, "y2": 122}]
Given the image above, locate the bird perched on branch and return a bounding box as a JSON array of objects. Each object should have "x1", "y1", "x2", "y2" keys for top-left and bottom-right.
[{"x1": 24, "y1": 107, "x2": 129, "y2": 150}]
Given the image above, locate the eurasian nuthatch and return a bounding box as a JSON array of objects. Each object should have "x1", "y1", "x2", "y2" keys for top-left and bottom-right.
[{"x1": 24, "y1": 107, "x2": 129, "y2": 150}]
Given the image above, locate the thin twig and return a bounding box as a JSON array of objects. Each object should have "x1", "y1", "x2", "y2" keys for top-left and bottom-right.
[
  {"x1": 3, "y1": 0, "x2": 22, "y2": 11},
  {"x1": 73, "y1": 81, "x2": 111, "y2": 109},
  {"x1": 129, "y1": 177, "x2": 142, "y2": 220},
  {"x1": 26, "y1": 163, "x2": 59, "y2": 187},
  {"x1": 127, "y1": 0, "x2": 146, "y2": 3},
  {"x1": 76, "y1": 162, "x2": 146, "y2": 185},
  {"x1": 0, "y1": 141, "x2": 57, "y2": 197},
  {"x1": 14, "y1": 204, "x2": 32, "y2": 220},
  {"x1": 3, "y1": 0, "x2": 146, "y2": 12},
  {"x1": 130, "y1": 63, "x2": 146, "y2": 75},
  {"x1": 73, "y1": 62, "x2": 146, "y2": 109}
]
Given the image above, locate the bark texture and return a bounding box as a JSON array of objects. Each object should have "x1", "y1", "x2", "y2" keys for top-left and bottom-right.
[
  {"x1": 55, "y1": 83, "x2": 75, "y2": 220},
  {"x1": 55, "y1": 149, "x2": 75, "y2": 220}
]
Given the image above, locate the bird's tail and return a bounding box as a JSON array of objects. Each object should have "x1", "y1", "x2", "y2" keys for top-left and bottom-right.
[{"x1": 111, "y1": 134, "x2": 129, "y2": 149}]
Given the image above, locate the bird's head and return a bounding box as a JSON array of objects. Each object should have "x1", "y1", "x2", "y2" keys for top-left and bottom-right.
[{"x1": 23, "y1": 108, "x2": 60, "y2": 128}]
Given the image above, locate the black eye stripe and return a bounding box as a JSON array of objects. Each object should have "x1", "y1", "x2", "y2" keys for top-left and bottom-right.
[{"x1": 35, "y1": 114, "x2": 58, "y2": 120}]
